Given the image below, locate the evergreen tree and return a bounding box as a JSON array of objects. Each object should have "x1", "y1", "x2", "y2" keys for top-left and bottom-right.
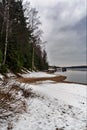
[{"x1": 0, "y1": 0, "x2": 48, "y2": 72}]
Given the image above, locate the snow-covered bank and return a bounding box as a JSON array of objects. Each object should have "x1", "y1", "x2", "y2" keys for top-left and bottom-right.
[
  {"x1": 28, "y1": 83, "x2": 86, "y2": 110},
  {"x1": 0, "y1": 72, "x2": 87, "y2": 130},
  {"x1": 12, "y1": 82, "x2": 87, "y2": 130},
  {"x1": 21, "y1": 71, "x2": 56, "y2": 78}
]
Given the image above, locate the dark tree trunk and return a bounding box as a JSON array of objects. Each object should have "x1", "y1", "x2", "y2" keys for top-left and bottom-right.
[{"x1": 3, "y1": 0, "x2": 10, "y2": 65}]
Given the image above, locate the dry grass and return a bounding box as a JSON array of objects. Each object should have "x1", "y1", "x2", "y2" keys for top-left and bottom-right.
[
  {"x1": 0, "y1": 83, "x2": 32, "y2": 122},
  {"x1": 17, "y1": 75, "x2": 66, "y2": 84},
  {"x1": 11, "y1": 85, "x2": 32, "y2": 98}
]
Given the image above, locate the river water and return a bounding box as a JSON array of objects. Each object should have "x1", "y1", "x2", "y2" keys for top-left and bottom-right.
[{"x1": 56, "y1": 70, "x2": 87, "y2": 84}]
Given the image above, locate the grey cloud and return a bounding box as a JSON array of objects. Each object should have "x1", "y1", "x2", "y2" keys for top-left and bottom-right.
[
  {"x1": 28, "y1": 0, "x2": 86, "y2": 66},
  {"x1": 46, "y1": 8, "x2": 86, "y2": 66},
  {"x1": 59, "y1": 15, "x2": 87, "y2": 33}
]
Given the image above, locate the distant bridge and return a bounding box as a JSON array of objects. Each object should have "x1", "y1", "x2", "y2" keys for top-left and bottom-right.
[{"x1": 48, "y1": 66, "x2": 67, "y2": 72}]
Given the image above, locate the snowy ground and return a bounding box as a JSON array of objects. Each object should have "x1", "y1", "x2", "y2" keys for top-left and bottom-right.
[
  {"x1": 0, "y1": 72, "x2": 87, "y2": 130},
  {"x1": 21, "y1": 71, "x2": 57, "y2": 78},
  {"x1": 0, "y1": 74, "x2": 4, "y2": 80}
]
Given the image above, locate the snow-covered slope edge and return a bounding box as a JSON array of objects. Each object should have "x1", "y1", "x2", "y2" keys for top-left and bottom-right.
[
  {"x1": 12, "y1": 82, "x2": 87, "y2": 130},
  {"x1": 0, "y1": 71, "x2": 86, "y2": 130}
]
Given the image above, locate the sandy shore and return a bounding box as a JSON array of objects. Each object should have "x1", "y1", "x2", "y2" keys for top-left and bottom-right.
[
  {"x1": 17, "y1": 75, "x2": 87, "y2": 85},
  {"x1": 17, "y1": 75, "x2": 66, "y2": 83}
]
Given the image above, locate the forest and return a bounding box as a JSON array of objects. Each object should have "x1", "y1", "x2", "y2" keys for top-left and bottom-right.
[{"x1": 0, "y1": 0, "x2": 48, "y2": 73}]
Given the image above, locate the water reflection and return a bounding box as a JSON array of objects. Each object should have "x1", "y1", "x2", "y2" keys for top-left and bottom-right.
[{"x1": 56, "y1": 70, "x2": 87, "y2": 84}]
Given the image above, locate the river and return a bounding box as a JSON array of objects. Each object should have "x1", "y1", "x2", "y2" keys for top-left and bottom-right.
[{"x1": 55, "y1": 69, "x2": 87, "y2": 84}]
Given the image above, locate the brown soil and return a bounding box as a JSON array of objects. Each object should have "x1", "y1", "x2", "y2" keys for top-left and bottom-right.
[{"x1": 17, "y1": 75, "x2": 66, "y2": 84}]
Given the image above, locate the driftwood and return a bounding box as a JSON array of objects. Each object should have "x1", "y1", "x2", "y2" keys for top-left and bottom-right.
[{"x1": 56, "y1": 128, "x2": 63, "y2": 130}]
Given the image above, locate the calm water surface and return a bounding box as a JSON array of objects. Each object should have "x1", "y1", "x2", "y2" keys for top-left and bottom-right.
[{"x1": 56, "y1": 70, "x2": 87, "y2": 84}]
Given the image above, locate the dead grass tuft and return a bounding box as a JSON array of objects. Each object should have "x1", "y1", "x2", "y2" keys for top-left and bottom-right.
[
  {"x1": 0, "y1": 83, "x2": 32, "y2": 122},
  {"x1": 11, "y1": 84, "x2": 32, "y2": 98}
]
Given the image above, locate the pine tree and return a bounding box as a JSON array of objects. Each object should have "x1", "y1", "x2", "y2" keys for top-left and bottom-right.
[{"x1": 0, "y1": 0, "x2": 48, "y2": 72}]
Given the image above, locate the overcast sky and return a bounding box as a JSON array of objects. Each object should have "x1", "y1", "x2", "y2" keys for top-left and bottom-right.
[{"x1": 25, "y1": 0, "x2": 86, "y2": 66}]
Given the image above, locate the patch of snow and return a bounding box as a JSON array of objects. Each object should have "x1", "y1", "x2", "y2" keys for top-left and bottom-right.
[
  {"x1": 6, "y1": 72, "x2": 16, "y2": 78},
  {"x1": 0, "y1": 74, "x2": 4, "y2": 80},
  {"x1": 21, "y1": 69, "x2": 31, "y2": 74},
  {"x1": 29, "y1": 83, "x2": 86, "y2": 110},
  {"x1": 0, "y1": 72, "x2": 86, "y2": 130},
  {"x1": 33, "y1": 80, "x2": 55, "y2": 84},
  {"x1": 12, "y1": 82, "x2": 87, "y2": 130},
  {"x1": 21, "y1": 72, "x2": 56, "y2": 78}
]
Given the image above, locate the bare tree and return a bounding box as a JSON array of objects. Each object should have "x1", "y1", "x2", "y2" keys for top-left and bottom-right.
[{"x1": 3, "y1": 0, "x2": 10, "y2": 65}]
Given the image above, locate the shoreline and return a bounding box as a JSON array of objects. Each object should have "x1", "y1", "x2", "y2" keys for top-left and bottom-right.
[
  {"x1": 17, "y1": 75, "x2": 66, "y2": 83},
  {"x1": 17, "y1": 75, "x2": 87, "y2": 86},
  {"x1": 0, "y1": 71, "x2": 86, "y2": 86},
  {"x1": 62, "y1": 80, "x2": 87, "y2": 86},
  {"x1": 47, "y1": 72, "x2": 87, "y2": 85}
]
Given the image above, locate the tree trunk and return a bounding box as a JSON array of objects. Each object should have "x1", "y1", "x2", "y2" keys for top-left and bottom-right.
[
  {"x1": 32, "y1": 47, "x2": 34, "y2": 71},
  {"x1": 1, "y1": 0, "x2": 7, "y2": 37},
  {"x1": 3, "y1": 1, "x2": 10, "y2": 65}
]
